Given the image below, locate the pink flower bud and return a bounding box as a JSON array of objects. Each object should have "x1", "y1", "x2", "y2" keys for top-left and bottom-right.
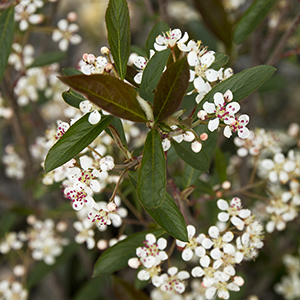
[
  {"x1": 105, "y1": 63, "x2": 113, "y2": 72},
  {"x1": 97, "y1": 239, "x2": 108, "y2": 250},
  {"x1": 233, "y1": 276, "x2": 245, "y2": 286},
  {"x1": 200, "y1": 133, "x2": 208, "y2": 141},
  {"x1": 107, "y1": 202, "x2": 117, "y2": 212},
  {"x1": 221, "y1": 181, "x2": 231, "y2": 190},
  {"x1": 67, "y1": 12, "x2": 77, "y2": 22},
  {"x1": 27, "y1": 215, "x2": 37, "y2": 225},
  {"x1": 13, "y1": 265, "x2": 26, "y2": 277},
  {"x1": 197, "y1": 110, "x2": 207, "y2": 120},
  {"x1": 56, "y1": 221, "x2": 68, "y2": 232},
  {"x1": 101, "y1": 46, "x2": 110, "y2": 55},
  {"x1": 224, "y1": 90, "x2": 233, "y2": 102},
  {"x1": 82, "y1": 53, "x2": 88, "y2": 61},
  {"x1": 288, "y1": 122, "x2": 300, "y2": 137},
  {"x1": 128, "y1": 257, "x2": 141, "y2": 269}
]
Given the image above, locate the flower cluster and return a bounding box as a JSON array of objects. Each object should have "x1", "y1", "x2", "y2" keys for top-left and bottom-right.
[{"x1": 0, "y1": 280, "x2": 28, "y2": 300}]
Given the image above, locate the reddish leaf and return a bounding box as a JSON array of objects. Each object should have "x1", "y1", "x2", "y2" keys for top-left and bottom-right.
[{"x1": 58, "y1": 74, "x2": 147, "y2": 123}]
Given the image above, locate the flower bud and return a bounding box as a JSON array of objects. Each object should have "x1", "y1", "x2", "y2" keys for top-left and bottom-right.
[
  {"x1": 224, "y1": 90, "x2": 233, "y2": 102},
  {"x1": 97, "y1": 239, "x2": 108, "y2": 250},
  {"x1": 13, "y1": 265, "x2": 26, "y2": 277},
  {"x1": 191, "y1": 141, "x2": 202, "y2": 153},
  {"x1": 101, "y1": 46, "x2": 110, "y2": 56},
  {"x1": 222, "y1": 181, "x2": 231, "y2": 190},
  {"x1": 107, "y1": 202, "x2": 117, "y2": 212},
  {"x1": 200, "y1": 133, "x2": 208, "y2": 141},
  {"x1": 67, "y1": 12, "x2": 77, "y2": 22},
  {"x1": 197, "y1": 110, "x2": 207, "y2": 120}
]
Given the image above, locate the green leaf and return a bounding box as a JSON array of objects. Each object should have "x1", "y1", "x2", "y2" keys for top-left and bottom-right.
[
  {"x1": 44, "y1": 114, "x2": 113, "y2": 172},
  {"x1": 0, "y1": 6, "x2": 14, "y2": 83},
  {"x1": 105, "y1": 0, "x2": 131, "y2": 80},
  {"x1": 138, "y1": 89, "x2": 154, "y2": 104},
  {"x1": 183, "y1": 164, "x2": 202, "y2": 189},
  {"x1": 210, "y1": 53, "x2": 229, "y2": 70},
  {"x1": 193, "y1": 0, "x2": 232, "y2": 49},
  {"x1": 140, "y1": 49, "x2": 170, "y2": 93},
  {"x1": 145, "y1": 193, "x2": 188, "y2": 242},
  {"x1": 195, "y1": 65, "x2": 276, "y2": 114},
  {"x1": 233, "y1": 0, "x2": 278, "y2": 44},
  {"x1": 145, "y1": 21, "x2": 169, "y2": 58},
  {"x1": 137, "y1": 128, "x2": 166, "y2": 208},
  {"x1": 28, "y1": 51, "x2": 66, "y2": 68},
  {"x1": 172, "y1": 140, "x2": 209, "y2": 171},
  {"x1": 125, "y1": 65, "x2": 139, "y2": 87},
  {"x1": 73, "y1": 276, "x2": 111, "y2": 300},
  {"x1": 129, "y1": 170, "x2": 188, "y2": 241},
  {"x1": 105, "y1": 117, "x2": 128, "y2": 147},
  {"x1": 112, "y1": 276, "x2": 151, "y2": 300},
  {"x1": 93, "y1": 229, "x2": 165, "y2": 276},
  {"x1": 0, "y1": 212, "x2": 17, "y2": 239},
  {"x1": 62, "y1": 90, "x2": 85, "y2": 109},
  {"x1": 58, "y1": 74, "x2": 147, "y2": 122},
  {"x1": 172, "y1": 124, "x2": 217, "y2": 171},
  {"x1": 153, "y1": 57, "x2": 190, "y2": 123},
  {"x1": 62, "y1": 67, "x2": 82, "y2": 76},
  {"x1": 26, "y1": 243, "x2": 78, "y2": 289},
  {"x1": 215, "y1": 147, "x2": 227, "y2": 183}
]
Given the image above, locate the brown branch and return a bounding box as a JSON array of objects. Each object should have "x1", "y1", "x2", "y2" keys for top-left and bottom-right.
[{"x1": 267, "y1": 10, "x2": 300, "y2": 65}]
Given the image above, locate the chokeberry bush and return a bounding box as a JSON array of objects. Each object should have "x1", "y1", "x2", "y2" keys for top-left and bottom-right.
[{"x1": 1, "y1": 0, "x2": 300, "y2": 299}]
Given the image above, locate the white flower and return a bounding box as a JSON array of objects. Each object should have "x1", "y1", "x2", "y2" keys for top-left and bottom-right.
[
  {"x1": 52, "y1": 19, "x2": 82, "y2": 51},
  {"x1": 73, "y1": 219, "x2": 95, "y2": 249},
  {"x1": 223, "y1": 114, "x2": 250, "y2": 139},
  {"x1": 176, "y1": 225, "x2": 206, "y2": 261},
  {"x1": 217, "y1": 198, "x2": 251, "y2": 230},
  {"x1": 154, "y1": 29, "x2": 189, "y2": 51},
  {"x1": 14, "y1": 3, "x2": 43, "y2": 31},
  {"x1": 160, "y1": 267, "x2": 190, "y2": 294},
  {"x1": 81, "y1": 53, "x2": 108, "y2": 75}
]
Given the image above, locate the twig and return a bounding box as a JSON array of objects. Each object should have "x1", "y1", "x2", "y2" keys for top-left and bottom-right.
[{"x1": 267, "y1": 10, "x2": 300, "y2": 65}]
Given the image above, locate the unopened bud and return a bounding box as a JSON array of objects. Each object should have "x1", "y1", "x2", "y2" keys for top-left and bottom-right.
[
  {"x1": 216, "y1": 191, "x2": 222, "y2": 198},
  {"x1": 107, "y1": 202, "x2": 117, "y2": 212},
  {"x1": 200, "y1": 133, "x2": 208, "y2": 141},
  {"x1": 233, "y1": 276, "x2": 245, "y2": 286},
  {"x1": 104, "y1": 63, "x2": 113, "y2": 72},
  {"x1": 197, "y1": 110, "x2": 207, "y2": 120},
  {"x1": 67, "y1": 12, "x2": 77, "y2": 22},
  {"x1": 13, "y1": 265, "x2": 26, "y2": 277},
  {"x1": 97, "y1": 239, "x2": 108, "y2": 250},
  {"x1": 27, "y1": 215, "x2": 37, "y2": 225},
  {"x1": 101, "y1": 46, "x2": 110, "y2": 56},
  {"x1": 221, "y1": 181, "x2": 231, "y2": 190},
  {"x1": 288, "y1": 123, "x2": 300, "y2": 137},
  {"x1": 56, "y1": 221, "x2": 68, "y2": 232}
]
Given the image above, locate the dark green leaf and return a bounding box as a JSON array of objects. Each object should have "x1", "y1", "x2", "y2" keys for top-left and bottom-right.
[
  {"x1": 105, "y1": 0, "x2": 131, "y2": 80},
  {"x1": 145, "y1": 21, "x2": 169, "y2": 58},
  {"x1": 172, "y1": 140, "x2": 209, "y2": 171},
  {"x1": 44, "y1": 114, "x2": 113, "y2": 172},
  {"x1": 73, "y1": 276, "x2": 111, "y2": 300},
  {"x1": 93, "y1": 229, "x2": 165, "y2": 276},
  {"x1": 195, "y1": 65, "x2": 276, "y2": 115},
  {"x1": 62, "y1": 90, "x2": 85, "y2": 109},
  {"x1": 28, "y1": 51, "x2": 66, "y2": 68},
  {"x1": 193, "y1": 0, "x2": 232, "y2": 49},
  {"x1": 215, "y1": 147, "x2": 227, "y2": 183},
  {"x1": 138, "y1": 89, "x2": 154, "y2": 104},
  {"x1": 105, "y1": 117, "x2": 128, "y2": 147},
  {"x1": 62, "y1": 67, "x2": 82, "y2": 76},
  {"x1": 137, "y1": 129, "x2": 166, "y2": 208},
  {"x1": 183, "y1": 164, "x2": 202, "y2": 189},
  {"x1": 145, "y1": 193, "x2": 188, "y2": 242},
  {"x1": 26, "y1": 243, "x2": 78, "y2": 289},
  {"x1": 140, "y1": 49, "x2": 170, "y2": 93},
  {"x1": 125, "y1": 65, "x2": 139, "y2": 87},
  {"x1": 0, "y1": 6, "x2": 14, "y2": 83},
  {"x1": 129, "y1": 170, "x2": 188, "y2": 241},
  {"x1": 233, "y1": 0, "x2": 278, "y2": 44},
  {"x1": 210, "y1": 53, "x2": 229, "y2": 70},
  {"x1": 58, "y1": 74, "x2": 147, "y2": 123},
  {"x1": 153, "y1": 57, "x2": 190, "y2": 123},
  {"x1": 112, "y1": 276, "x2": 151, "y2": 300}
]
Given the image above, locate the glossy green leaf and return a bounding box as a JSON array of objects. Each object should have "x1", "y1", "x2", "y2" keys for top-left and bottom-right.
[
  {"x1": 105, "y1": 0, "x2": 131, "y2": 80},
  {"x1": 62, "y1": 90, "x2": 85, "y2": 108},
  {"x1": 129, "y1": 171, "x2": 188, "y2": 241},
  {"x1": 26, "y1": 243, "x2": 78, "y2": 289},
  {"x1": 58, "y1": 74, "x2": 147, "y2": 122},
  {"x1": 183, "y1": 164, "x2": 202, "y2": 189},
  {"x1": 0, "y1": 6, "x2": 14, "y2": 83},
  {"x1": 210, "y1": 53, "x2": 229, "y2": 70},
  {"x1": 140, "y1": 49, "x2": 171, "y2": 93},
  {"x1": 105, "y1": 117, "x2": 128, "y2": 147},
  {"x1": 172, "y1": 140, "x2": 210, "y2": 171},
  {"x1": 193, "y1": 0, "x2": 232, "y2": 49},
  {"x1": 145, "y1": 21, "x2": 169, "y2": 58},
  {"x1": 137, "y1": 128, "x2": 166, "y2": 208},
  {"x1": 112, "y1": 277, "x2": 151, "y2": 300},
  {"x1": 93, "y1": 229, "x2": 165, "y2": 276},
  {"x1": 233, "y1": 0, "x2": 278, "y2": 44},
  {"x1": 145, "y1": 193, "x2": 188, "y2": 242},
  {"x1": 28, "y1": 51, "x2": 66, "y2": 68},
  {"x1": 44, "y1": 114, "x2": 114, "y2": 172},
  {"x1": 172, "y1": 125, "x2": 217, "y2": 171},
  {"x1": 215, "y1": 147, "x2": 227, "y2": 183},
  {"x1": 153, "y1": 57, "x2": 190, "y2": 123},
  {"x1": 195, "y1": 65, "x2": 276, "y2": 114}
]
